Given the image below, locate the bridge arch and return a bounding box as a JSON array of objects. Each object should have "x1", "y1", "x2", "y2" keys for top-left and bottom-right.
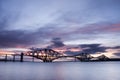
[
  {"x1": 26, "y1": 48, "x2": 64, "y2": 62},
  {"x1": 25, "y1": 49, "x2": 93, "y2": 62}
]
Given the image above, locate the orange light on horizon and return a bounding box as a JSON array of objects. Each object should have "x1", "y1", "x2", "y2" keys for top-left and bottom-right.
[
  {"x1": 91, "y1": 54, "x2": 101, "y2": 57},
  {"x1": 68, "y1": 48, "x2": 81, "y2": 52},
  {"x1": 53, "y1": 46, "x2": 81, "y2": 52},
  {"x1": 0, "y1": 51, "x2": 15, "y2": 55}
]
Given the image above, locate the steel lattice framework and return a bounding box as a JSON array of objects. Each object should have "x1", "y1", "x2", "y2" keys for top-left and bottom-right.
[{"x1": 26, "y1": 49, "x2": 64, "y2": 62}]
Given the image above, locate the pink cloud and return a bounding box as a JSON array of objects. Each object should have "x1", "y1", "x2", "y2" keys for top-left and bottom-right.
[{"x1": 73, "y1": 23, "x2": 120, "y2": 34}]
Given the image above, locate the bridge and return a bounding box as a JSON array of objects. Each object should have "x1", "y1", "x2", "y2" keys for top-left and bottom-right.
[
  {"x1": 24, "y1": 48, "x2": 93, "y2": 62},
  {"x1": 25, "y1": 48, "x2": 64, "y2": 62},
  {"x1": 1, "y1": 48, "x2": 109, "y2": 62}
]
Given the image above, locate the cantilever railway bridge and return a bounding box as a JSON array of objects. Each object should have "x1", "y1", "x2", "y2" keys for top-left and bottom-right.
[
  {"x1": 24, "y1": 48, "x2": 92, "y2": 62},
  {"x1": 0, "y1": 48, "x2": 92, "y2": 62}
]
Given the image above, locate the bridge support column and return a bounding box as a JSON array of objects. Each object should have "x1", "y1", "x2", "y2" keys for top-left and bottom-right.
[
  {"x1": 5, "y1": 54, "x2": 7, "y2": 62},
  {"x1": 13, "y1": 55, "x2": 15, "y2": 62},
  {"x1": 32, "y1": 53, "x2": 34, "y2": 62},
  {"x1": 20, "y1": 53, "x2": 24, "y2": 62},
  {"x1": 75, "y1": 57, "x2": 77, "y2": 62}
]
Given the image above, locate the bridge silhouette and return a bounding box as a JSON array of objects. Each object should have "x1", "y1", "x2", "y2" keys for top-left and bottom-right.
[
  {"x1": 0, "y1": 48, "x2": 109, "y2": 62},
  {"x1": 24, "y1": 48, "x2": 92, "y2": 62}
]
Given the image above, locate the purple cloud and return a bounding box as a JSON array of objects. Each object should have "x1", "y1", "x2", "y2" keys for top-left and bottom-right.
[
  {"x1": 79, "y1": 44, "x2": 107, "y2": 54},
  {"x1": 47, "y1": 38, "x2": 65, "y2": 48}
]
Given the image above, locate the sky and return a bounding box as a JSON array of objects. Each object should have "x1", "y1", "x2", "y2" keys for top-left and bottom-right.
[{"x1": 0, "y1": 0, "x2": 120, "y2": 57}]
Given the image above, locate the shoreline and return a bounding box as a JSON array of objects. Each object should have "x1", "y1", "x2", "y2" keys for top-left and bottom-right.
[{"x1": 1, "y1": 58, "x2": 120, "y2": 62}]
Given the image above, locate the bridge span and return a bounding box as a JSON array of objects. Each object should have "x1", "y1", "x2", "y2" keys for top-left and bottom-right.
[
  {"x1": 0, "y1": 48, "x2": 93, "y2": 62},
  {"x1": 25, "y1": 48, "x2": 92, "y2": 62}
]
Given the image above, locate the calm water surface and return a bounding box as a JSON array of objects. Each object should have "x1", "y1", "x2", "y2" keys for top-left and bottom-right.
[{"x1": 0, "y1": 61, "x2": 120, "y2": 80}]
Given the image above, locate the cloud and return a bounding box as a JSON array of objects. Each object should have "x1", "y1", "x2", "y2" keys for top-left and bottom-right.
[
  {"x1": 110, "y1": 46, "x2": 120, "y2": 49},
  {"x1": 47, "y1": 38, "x2": 65, "y2": 48},
  {"x1": 64, "y1": 44, "x2": 120, "y2": 57},
  {"x1": 79, "y1": 44, "x2": 107, "y2": 54},
  {"x1": 113, "y1": 53, "x2": 120, "y2": 56},
  {"x1": 0, "y1": 14, "x2": 63, "y2": 48},
  {"x1": 71, "y1": 23, "x2": 120, "y2": 35},
  {"x1": 0, "y1": 13, "x2": 37, "y2": 48},
  {"x1": 0, "y1": 30, "x2": 35, "y2": 48},
  {"x1": 65, "y1": 51, "x2": 80, "y2": 55}
]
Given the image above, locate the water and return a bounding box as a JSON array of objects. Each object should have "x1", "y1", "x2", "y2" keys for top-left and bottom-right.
[{"x1": 0, "y1": 62, "x2": 120, "y2": 80}]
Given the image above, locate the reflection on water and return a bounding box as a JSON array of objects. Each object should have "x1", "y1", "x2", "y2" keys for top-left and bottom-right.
[{"x1": 0, "y1": 62, "x2": 120, "y2": 80}]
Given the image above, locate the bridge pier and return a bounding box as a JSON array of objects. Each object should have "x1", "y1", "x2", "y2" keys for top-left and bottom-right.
[
  {"x1": 20, "y1": 53, "x2": 24, "y2": 62},
  {"x1": 43, "y1": 59, "x2": 52, "y2": 62},
  {"x1": 32, "y1": 52, "x2": 34, "y2": 62},
  {"x1": 5, "y1": 54, "x2": 7, "y2": 62},
  {"x1": 13, "y1": 55, "x2": 15, "y2": 62}
]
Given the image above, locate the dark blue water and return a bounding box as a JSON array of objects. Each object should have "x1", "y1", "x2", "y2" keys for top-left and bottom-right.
[{"x1": 0, "y1": 62, "x2": 120, "y2": 80}]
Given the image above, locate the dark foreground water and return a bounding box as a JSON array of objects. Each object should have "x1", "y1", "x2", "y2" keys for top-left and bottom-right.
[{"x1": 0, "y1": 62, "x2": 120, "y2": 80}]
